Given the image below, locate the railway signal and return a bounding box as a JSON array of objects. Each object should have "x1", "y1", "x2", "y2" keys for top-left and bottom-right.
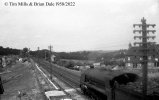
[{"x1": 133, "y1": 17, "x2": 156, "y2": 99}]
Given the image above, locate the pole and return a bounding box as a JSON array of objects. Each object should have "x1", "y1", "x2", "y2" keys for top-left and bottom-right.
[
  {"x1": 28, "y1": 48, "x2": 30, "y2": 59},
  {"x1": 48, "y1": 45, "x2": 53, "y2": 80},
  {"x1": 38, "y1": 47, "x2": 40, "y2": 63},
  {"x1": 141, "y1": 18, "x2": 148, "y2": 98},
  {"x1": 133, "y1": 17, "x2": 156, "y2": 99},
  {"x1": 45, "y1": 51, "x2": 47, "y2": 60}
]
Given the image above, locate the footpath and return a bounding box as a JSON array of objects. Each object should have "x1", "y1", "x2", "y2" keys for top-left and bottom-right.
[{"x1": 0, "y1": 60, "x2": 46, "y2": 100}]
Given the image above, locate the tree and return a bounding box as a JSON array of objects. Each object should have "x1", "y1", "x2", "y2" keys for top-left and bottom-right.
[{"x1": 21, "y1": 47, "x2": 29, "y2": 57}]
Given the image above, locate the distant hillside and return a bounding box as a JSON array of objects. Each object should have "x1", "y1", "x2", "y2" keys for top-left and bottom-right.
[
  {"x1": 86, "y1": 50, "x2": 117, "y2": 60},
  {"x1": 87, "y1": 50, "x2": 117, "y2": 53},
  {"x1": 30, "y1": 49, "x2": 127, "y2": 62}
]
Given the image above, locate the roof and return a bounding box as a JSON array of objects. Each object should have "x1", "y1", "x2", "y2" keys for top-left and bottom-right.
[
  {"x1": 83, "y1": 68, "x2": 139, "y2": 87},
  {"x1": 126, "y1": 44, "x2": 159, "y2": 57}
]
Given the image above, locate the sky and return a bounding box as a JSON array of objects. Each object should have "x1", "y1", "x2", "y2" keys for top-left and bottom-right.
[{"x1": 0, "y1": 0, "x2": 159, "y2": 52}]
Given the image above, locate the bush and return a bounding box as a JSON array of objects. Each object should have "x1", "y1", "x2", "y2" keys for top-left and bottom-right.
[{"x1": 65, "y1": 61, "x2": 75, "y2": 69}]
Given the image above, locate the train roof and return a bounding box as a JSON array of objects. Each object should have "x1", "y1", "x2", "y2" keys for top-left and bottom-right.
[{"x1": 83, "y1": 68, "x2": 139, "y2": 87}]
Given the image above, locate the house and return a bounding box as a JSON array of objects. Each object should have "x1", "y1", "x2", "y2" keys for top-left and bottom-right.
[
  {"x1": 51, "y1": 55, "x2": 56, "y2": 62},
  {"x1": 2, "y1": 56, "x2": 6, "y2": 67},
  {"x1": 125, "y1": 43, "x2": 159, "y2": 69},
  {"x1": 93, "y1": 62, "x2": 101, "y2": 67}
]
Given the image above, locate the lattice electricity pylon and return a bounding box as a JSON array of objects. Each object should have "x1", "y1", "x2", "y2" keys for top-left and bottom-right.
[{"x1": 133, "y1": 17, "x2": 156, "y2": 99}]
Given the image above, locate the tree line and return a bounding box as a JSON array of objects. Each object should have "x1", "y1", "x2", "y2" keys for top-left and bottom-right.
[
  {"x1": 0, "y1": 46, "x2": 20, "y2": 56},
  {"x1": 0, "y1": 46, "x2": 126, "y2": 66}
]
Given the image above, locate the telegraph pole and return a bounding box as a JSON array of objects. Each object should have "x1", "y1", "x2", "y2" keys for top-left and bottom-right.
[
  {"x1": 28, "y1": 48, "x2": 30, "y2": 61},
  {"x1": 133, "y1": 17, "x2": 156, "y2": 99},
  {"x1": 45, "y1": 51, "x2": 47, "y2": 60},
  {"x1": 37, "y1": 47, "x2": 40, "y2": 63},
  {"x1": 48, "y1": 45, "x2": 53, "y2": 80}
]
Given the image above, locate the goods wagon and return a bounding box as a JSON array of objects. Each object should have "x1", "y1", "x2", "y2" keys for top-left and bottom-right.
[{"x1": 80, "y1": 68, "x2": 159, "y2": 100}]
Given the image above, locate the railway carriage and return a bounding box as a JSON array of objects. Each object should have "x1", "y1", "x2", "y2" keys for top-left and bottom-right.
[{"x1": 80, "y1": 68, "x2": 159, "y2": 100}]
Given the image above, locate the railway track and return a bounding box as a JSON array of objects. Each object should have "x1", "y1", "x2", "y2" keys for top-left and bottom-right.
[
  {"x1": 33, "y1": 58, "x2": 103, "y2": 100},
  {"x1": 34, "y1": 59, "x2": 90, "y2": 99},
  {"x1": 38, "y1": 61, "x2": 80, "y2": 85},
  {"x1": 49, "y1": 66, "x2": 83, "y2": 95}
]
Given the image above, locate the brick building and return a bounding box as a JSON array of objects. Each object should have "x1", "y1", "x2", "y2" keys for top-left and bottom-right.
[{"x1": 125, "y1": 43, "x2": 159, "y2": 69}]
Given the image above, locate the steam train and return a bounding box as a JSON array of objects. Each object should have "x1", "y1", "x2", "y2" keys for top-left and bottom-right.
[{"x1": 80, "y1": 68, "x2": 159, "y2": 100}]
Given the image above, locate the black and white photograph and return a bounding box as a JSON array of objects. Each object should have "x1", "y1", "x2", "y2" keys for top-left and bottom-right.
[{"x1": 0, "y1": 0, "x2": 159, "y2": 100}]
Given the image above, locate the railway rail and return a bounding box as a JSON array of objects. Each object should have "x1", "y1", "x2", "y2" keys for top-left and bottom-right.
[
  {"x1": 37, "y1": 60, "x2": 80, "y2": 86},
  {"x1": 34, "y1": 59, "x2": 91, "y2": 99}
]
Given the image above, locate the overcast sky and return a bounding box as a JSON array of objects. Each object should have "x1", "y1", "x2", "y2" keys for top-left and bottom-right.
[{"x1": 0, "y1": 0, "x2": 159, "y2": 52}]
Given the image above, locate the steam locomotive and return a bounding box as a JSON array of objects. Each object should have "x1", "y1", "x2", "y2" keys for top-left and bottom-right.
[{"x1": 80, "y1": 68, "x2": 159, "y2": 100}]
